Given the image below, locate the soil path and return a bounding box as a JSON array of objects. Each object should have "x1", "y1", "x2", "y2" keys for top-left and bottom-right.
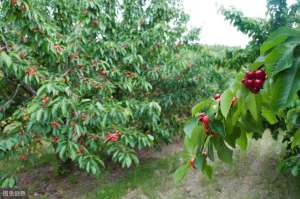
[
  {"x1": 17, "y1": 133, "x2": 299, "y2": 199},
  {"x1": 123, "y1": 132, "x2": 299, "y2": 199}
]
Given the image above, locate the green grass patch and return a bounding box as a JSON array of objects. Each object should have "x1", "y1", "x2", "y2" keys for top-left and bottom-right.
[
  {"x1": 0, "y1": 152, "x2": 57, "y2": 176},
  {"x1": 86, "y1": 154, "x2": 181, "y2": 199}
]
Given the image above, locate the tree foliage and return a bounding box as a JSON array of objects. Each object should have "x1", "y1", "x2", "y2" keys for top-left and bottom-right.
[
  {"x1": 177, "y1": 26, "x2": 300, "y2": 180},
  {"x1": 219, "y1": 0, "x2": 300, "y2": 70},
  {"x1": 0, "y1": 0, "x2": 211, "y2": 187}
]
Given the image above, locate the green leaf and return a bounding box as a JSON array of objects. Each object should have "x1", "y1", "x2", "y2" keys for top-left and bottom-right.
[
  {"x1": 1, "y1": 177, "x2": 16, "y2": 188},
  {"x1": 0, "y1": 52, "x2": 12, "y2": 67},
  {"x1": 174, "y1": 163, "x2": 190, "y2": 184},
  {"x1": 286, "y1": 107, "x2": 300, "y2": 130},
  {"x1": 225, "y1": 126, "x2": 241, "y2": 148},
  {"x1": 250, "y1": 56, "x2": 265, "y2": 70},
  {"x1": 61, "y1": 100, "x2": 68, "y2": 117},
  {"x1": 271, "y1": 58, "x2": 300, "y2": 108},
  {"x1": 212, "y1": 137, "x2": 233, "y2": 164},
  {"x1": 69, "y1": 142, "x2": 79, "y2": 160},
  {"x1": 261, "y1": 106, "x2": 278, "y2": 125},
  {"x1": 191, "y1": 99, "x2": 211, "y2": 116},
  {"x1": 261, "y1": 27, "x2": 300, "y2": 54},
  {"x1": 36, "y1": 109, "x2": 43, "y2": 122},
  {"x1": 264, "y1": 45, "x2": 283, "y2": 68},
  {"x1": 291, "y1": 166, "x2": 299, "y2": 177},
  {"x1": 58, "y1": 145, "x2": 67, "y2": 160},
  {"x1": 210, "y1": 119, "x2": 225, "y2": 137},
  {"x1": 240, "y1": 112, "x2": 264, "y2": 134},
  {"x1": 237, "y1": 130, "x2": 247, "y2": 151},
  {"x1": 261, "y1": 33, "x2": 288, "y2": 55},
  {"x1": 208, "y1": 140, "x2": 214, "y2": 161},
  {"x1": 27, "y1": 104, "x2": 40, "y2": 114},
  {"x1": 292, "y1": 129, "x2": 300, "y2": 149},
  {"x1": 220, "y1": 89, "x2": 234, "y2": 118},
  {"x1": 184, "y1": 118, "x2": 198, "y2": 138},
  {"x1": 202, "y1": 163, "x2": 213, "y2": 179},
  {"x1": 272, "y1": 39, "x2": 299, "y2": 76},
  {"x1": 184, "y1": 125, "x2": 204, "y2": 155},
  {"x1": 3, "y1": 122, "x2": 22, "y2": 134},
  {"x1": 246, "y1": 93, "x2": 258, "y2": 121},
  {"x1": 195, "y1": 154, "x2": 204, "y2": 170}
]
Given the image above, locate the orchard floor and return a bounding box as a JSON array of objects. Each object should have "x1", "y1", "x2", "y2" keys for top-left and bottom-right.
[{"x1": 14, "y1": 132, "x2": 300, "y2": 199}]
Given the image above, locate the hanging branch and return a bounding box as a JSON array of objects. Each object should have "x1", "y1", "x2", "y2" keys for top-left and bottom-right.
[
  {"x1": 3, "y1": 71, "x2": 37, "y2": 96},
  {"x1": 0, "y1": 84, "x2": 21, "y2": 112}
]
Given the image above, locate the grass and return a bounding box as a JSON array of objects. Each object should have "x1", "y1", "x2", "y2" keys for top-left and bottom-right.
[
  {"x1": 0, "y1": 152, "x2": 57, "y2": 176},
  {"x1": 86, "y1": 154, "x2": 181, "y2": 199}
]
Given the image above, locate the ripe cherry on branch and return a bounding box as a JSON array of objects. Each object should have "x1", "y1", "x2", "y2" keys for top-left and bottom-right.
[
  {"x1": 41, "y1": 96, "x2": 49, "y2": 104},
  {"x1": 198, "y1": 113, "x2": 209, "y2": 130},
  {"x1": 241, "y1": 69, "x2": 267, "y2": 94},
  {"x1": 19, "y1": 154, "x2": 28, "y2": 161},
  {"x1": 52, "y1": 136, "x2": 59, "y2": 143},
  {"x1": 50, "y1": 121, "x2": 61, "y2": 129},
  {"x1": 106, "y1": 131, "x2": 122, "y2": 142},
  {"x1": 53, "y1": 44, "x2": 64, "y2": 54},
  {"x1": 214, "y1": 93, "x2": 221, "y2": 102},
  {"x1": 189, "y1": 159, "x2": 196, "y2": 169},
  {"x1": 25, "y1": 67, "x2": 37, "y2": 76}
]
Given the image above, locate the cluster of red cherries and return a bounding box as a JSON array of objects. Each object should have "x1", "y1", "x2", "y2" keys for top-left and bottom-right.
[
  {"x1": 106, "y1": 131, "x2": 122, "y2": 142},
  {"x1": 241, "y1": 69, "x2": 267, "y2": 94}
]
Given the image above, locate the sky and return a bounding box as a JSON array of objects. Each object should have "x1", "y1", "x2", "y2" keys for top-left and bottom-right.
[{"x1": 183, "y1": 0, "x2": 297, "y2": 47}]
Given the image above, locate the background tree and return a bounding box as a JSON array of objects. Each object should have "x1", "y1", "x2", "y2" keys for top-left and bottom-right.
[
  {"x1": 219, "y1": 0, "x2": 300, "y2": 70},
  {"x1": 176, "y1": 26, "x2": 300, "y2": 181},
  {"x1": 0, "y1": 0, "x2": 215, "y2": 187}
]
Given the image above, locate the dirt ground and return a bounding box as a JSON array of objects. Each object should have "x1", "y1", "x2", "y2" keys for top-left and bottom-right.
[
  {"x1": 16, "y1": 132, "x2": 300, "y2": 199},
  {"x1": 122, "y1": 132, "x2": 299, "y2": 199}
]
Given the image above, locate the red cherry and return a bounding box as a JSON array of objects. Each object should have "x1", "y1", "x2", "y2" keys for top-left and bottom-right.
[
  {"x1": 246, "y1": 71, "x2": 256, "y2": 79},
  {"x1": 198, "y1": 112, "x2": 206, "y2": 122},
  {"x1": 79, "y1": 140, "x2": 85, "y2": 146},
  {"x1": 251, "y1": 87, "x2": 260, "y2": 94},
  {"x1": 214, "y1": 94, "x2": 221, "y2": 101},
  {"x1": 52, "y1": 136, "x2": 59, "y2": 143},
  {"x1": 50, "y1": 121, "x2": 61, "y2": 129},
  {"x1": 20, "y1": 154, "x2": 28, "y2": 161},
  {"x1": 254, "y1": 79, "x2": 264, "y2": 88},
  {"x1": 255, "y1": 69, "x2": 266, "y2": 80},
  {"x1": 42, "y1": 96, "x2": 49, "y2": 104},
  {"x1": 201, "y1": 115, "x2": 209, "y2": 128},
  {"x1": 245, "y1": 79, "x2": 255, "y2": 88},
  {"x1": 189, "y1": 159, "x2": 196, "y2": 169},
  {"x1": 106, "y1": 133, "x2": 120, "y2": 142}
]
